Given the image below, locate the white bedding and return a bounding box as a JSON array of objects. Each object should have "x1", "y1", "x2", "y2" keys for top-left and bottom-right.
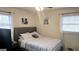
[{"x1": 19, "y1": 36, "x2": 62, "y2": 51}]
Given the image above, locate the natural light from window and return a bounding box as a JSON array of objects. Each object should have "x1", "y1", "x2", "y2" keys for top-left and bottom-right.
[
  {"x1": 62, "y1": 15, "x2": 79, "y2": 32},
  {"x1": 0, "y1": 14, "x2": 11, "y2": 29}
]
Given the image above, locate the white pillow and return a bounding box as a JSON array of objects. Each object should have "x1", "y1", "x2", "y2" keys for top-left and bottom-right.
[
  {"x1": 31, "y1": 32, "x2": 40, "y2": 37},
  {"x1": 20, "y1": 33, "x2": 32, "y2": 39},
  {"x1": 19, "y1": 36, "x2": 24, "y2": 39}
]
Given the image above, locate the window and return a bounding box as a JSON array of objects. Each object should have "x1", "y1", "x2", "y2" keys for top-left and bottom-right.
[
  {"x1": 62, "y1": 14, "x2": 79, "y2": 32},
  {"x1": 0, "y1": 12, "x2": 11, "y2": 29}
]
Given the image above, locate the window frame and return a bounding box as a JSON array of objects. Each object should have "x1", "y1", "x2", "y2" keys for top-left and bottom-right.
[
  {"x1": 0, "y1": 12, "x2": 11, "y2": 29},
  {"x1": 61, "y1": 14, "x2": 79, "y2": 33}
]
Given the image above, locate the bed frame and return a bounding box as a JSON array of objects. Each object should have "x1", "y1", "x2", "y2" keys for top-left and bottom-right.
[{"x1": 14, "y1": 27, "x2": 37, "y2": 42}]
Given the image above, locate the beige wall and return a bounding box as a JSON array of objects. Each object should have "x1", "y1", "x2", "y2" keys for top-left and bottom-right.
[
  {"x1": 0, "y1": 7, "x2": 37, "y2": 42},
  {"x1": 63, "y1": 32, "x2": 79, "y2": 51},
  {"x1": 35, "y1": 7, "x2": 79, "y2": 50},
  {"x1": 0, "y1": 7, "x2": 36, "y2": 28},
  {"x1": 35, "y1": 7, "x2": 79, "y2": 39},
  {"x1": 1, "y1": 7, "x2": 79, "y2": 39}
]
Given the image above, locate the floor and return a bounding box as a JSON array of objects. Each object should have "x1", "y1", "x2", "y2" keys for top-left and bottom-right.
[{"x1": 8, "y1": 46, "x2": 28, "y2": 51}]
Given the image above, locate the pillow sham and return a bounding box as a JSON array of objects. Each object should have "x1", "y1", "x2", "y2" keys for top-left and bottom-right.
[
  {"x1": 18, "y1": 36, "x2": 24, "y2": 39},
  {"x1": 20, "y1": 33, "x2": 32, "y2": 39}
]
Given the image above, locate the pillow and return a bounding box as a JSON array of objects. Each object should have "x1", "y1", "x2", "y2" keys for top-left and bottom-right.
[
  {"x1": 31, "y1": 32, "x2": 40, "y2": 37},
  {"x1": 18, "y1": 36, "x2": 24, "y2": 39},
  {"x1": 20, "y1": 33, "x2": 32, "y2": 39},
  {"x1": 32, "y1": 34, "x2": 39, "y2": 38}
]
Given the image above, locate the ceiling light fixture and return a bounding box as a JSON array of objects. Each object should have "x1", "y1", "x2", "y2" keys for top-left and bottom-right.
[{"x1": 35, "y1": 7, "x2": 44, "y2": 11}]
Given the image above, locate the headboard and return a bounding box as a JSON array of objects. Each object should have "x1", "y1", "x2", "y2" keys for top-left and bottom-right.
[{"x1": 14, "y1": 27, "x2": 37, "y2": 42}]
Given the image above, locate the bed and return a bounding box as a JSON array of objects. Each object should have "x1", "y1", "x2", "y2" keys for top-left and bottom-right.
[
  {"x1": 14, "y1": 27, "x2": 62, "y2": 51},
  {"x1": 19, "y1": 36, "x2": 62, "y2": 51}
]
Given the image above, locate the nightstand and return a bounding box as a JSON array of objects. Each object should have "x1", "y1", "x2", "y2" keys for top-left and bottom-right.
[
  {"x1": 10, "y1": 42, "x2": 26, "y2": 51},
  {"x1": 9, "y1": 42, "x2": 20, "y2": 51}
]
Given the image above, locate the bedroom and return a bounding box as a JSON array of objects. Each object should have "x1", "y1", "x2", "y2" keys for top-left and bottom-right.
[{"x1": 0, "y1": 7, "x2": 79, "y2": 51}]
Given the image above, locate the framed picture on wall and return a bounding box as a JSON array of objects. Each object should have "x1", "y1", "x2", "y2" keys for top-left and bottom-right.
[
  {"x1": 44, "y1": 18, "x2": 49, "y2": 25},
  {"x1": 22, "y1": 18, "x2": 28, "y2": 24}
]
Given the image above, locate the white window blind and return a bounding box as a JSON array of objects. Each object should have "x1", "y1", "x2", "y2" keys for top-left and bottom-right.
[
  {"x1": 0, "y1": 12, "x2": 11, "y2": 29},
  {"x1": 62, "y1": 14, "x2": 79, "y2": 32}
]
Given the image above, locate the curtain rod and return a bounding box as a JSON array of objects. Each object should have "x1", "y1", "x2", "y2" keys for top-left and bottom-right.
[
  {"x1": 0, "y1": 11, "x2": 12, "y2": 13},
  {"x1": 62, "y1": 11, "x2": 79, "y2": 15}
]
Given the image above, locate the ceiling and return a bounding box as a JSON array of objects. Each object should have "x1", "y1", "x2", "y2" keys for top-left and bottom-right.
[
  {"x1": 17, "y1": 7, "x2": 65, "y2": 13},
  {"x1": 20, "y1": 7, "x2": 36, "y2": 13}
]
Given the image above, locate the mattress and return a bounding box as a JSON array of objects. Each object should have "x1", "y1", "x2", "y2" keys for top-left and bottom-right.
[{"x1": 19, "y1": 36, "x2": 62, "y2": 51}]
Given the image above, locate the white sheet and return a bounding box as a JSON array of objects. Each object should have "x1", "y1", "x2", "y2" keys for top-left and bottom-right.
[{"x1": 19, "y1": 36, "x2": 62, "y2": 51}]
